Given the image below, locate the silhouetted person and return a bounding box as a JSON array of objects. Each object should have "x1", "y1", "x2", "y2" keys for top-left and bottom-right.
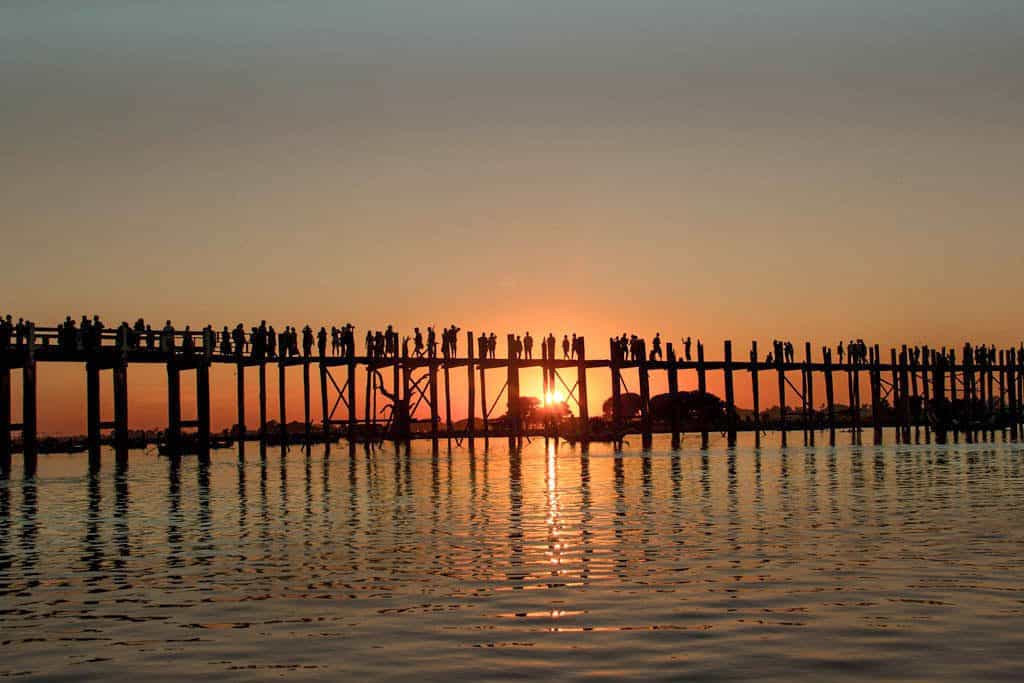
[
  {"x1": 302, "y1": 325, "x2": 314, "y2": 358},
  {"x1": 161, "y1": 320, "x2": 175, "y2": 353},
  {"x1": 478, "y1": 332, "x2": 488, "y2": 360},
  {"x1": 683, "y1": 336, "x2": 692, "y2": 362},
  {"x1": 562, "y1": 334, "x2": 570, "y2": 359},
  {"x1": 414, "y1": 328, "x2": 424, "y2": 357},
  {"x1": 523, "y1": 332, "x2": 533, "y2": 359},
  {"x1": 571, "y1": 333, "x2": 578, "y2": 359},
  {"x1": 651, "y1": 333, "x2": 662, "y2": 361},
  {"x1": 488, "y1": 332, "x2": 497, "y2": 359},
  {"x1": 837, "y1": 341, "x2": 845, "y2": 364},
  {"x1": 317, "y1": 327, "x2": 327, "y2": 358}
]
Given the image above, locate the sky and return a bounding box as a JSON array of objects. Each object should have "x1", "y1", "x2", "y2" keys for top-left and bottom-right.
[{"x1": 2, "y1": 1, "x2": 1023, "y2": 433}]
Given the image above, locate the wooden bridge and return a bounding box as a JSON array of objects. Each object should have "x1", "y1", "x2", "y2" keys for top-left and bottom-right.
[{"x1": 1, "y1": 323, "x2": 1022, "y2": 477}]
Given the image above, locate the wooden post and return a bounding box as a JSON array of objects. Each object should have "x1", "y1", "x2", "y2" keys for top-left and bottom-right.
[
  {"x1": 346, "y1": 353, "x2": 356, "y2": 440},
  {"x1": 507, "y1": 334, "x2": 520, "y2": 442},
  {"x1": 479, "y1": 358, "x2": 489, "y2": 439},
  {"x1": 890, "y1": 348, "x2": 900, "y2": 443},
  {"x1": 609, "y1": 338, "x2": 622, "y2": 428},
  {"x1": 259, "y1": 361, "x2": 268, "y2": 442},
  {"x1": 921, "y1": 346, "x2": 931, "y2": 443},
  {"x1": 667, "y1": 343, "x2": 680, "y2": 449},
  {"x1": 1008, "y1": 349, "x2": 1018, "y2": 441},
  {"x1": 196, "y1": 361, "x2": 210, "y2": 461},
  {"x1": 800, "y1": 347, "x2": 809, "y2": 446},
  {"x1": 751, "y1": 341, "x2": 761, "y2": 448},
  {"x1": 804, "y1": 342, "x2": 814, "y2": 447},
  {"x1": 932, "y1": 350, "x2": 948, "y2": 444},
  {"x1": 824, "y1": 347, "x2": 836, "y2": 446},
  {"x1": 167, "y1": 361, "x2": 182, "y2": 453},
  {"x1": 429, "y1": 356, "x2": 439, "y2": 444},
  {"x1": 697, "y1": 341, "x2": 709, "y2": 449},
  {"x1": 909, "y1": 347, "x2": 920, "y2": 443},
  {"x1": 949, "y1": 349, "x2": 959, "y2": 443},
  {"x1": 279, "y1": 361, "x2": 287, "y2": 443},
  {"x1": 303, "y1": 360, "x2": 311, "y2": 442},
  {"x1": 319, "y1": 362, "x2": 328, "y2": 437},
  {"x1": 443, "y1": 360, "x2": 453, "y2": 441},
  {"x1": 0, "y1": 364, "x2": 10, "y2": 477},
  {"x1": 639, "y1": 341, "x2": 652, "y2": 448},
  {"x1": 113, "y1": 361, "x2": 129, "y2": 464},
  {"x1": 775, "y1": 345, "x2": 787, "y2": 448},
  {"x1": 467, "y1": 331, "x2": 476, "y2": 439},
  {"x1": 22, "y1": 359, "x2": 37, "y2": 476},
  {"x1": 577, "y1": 337, "x2": 589, "y2": 441},
  {"x1": 899, "y1": 346, "x2": 911, "y2": 444},
  {"x1": 986, "y1": 352, "x2": 995, "y2": 441},
  {"x1": 963, "y1": 345, "x2": 973, "y2": 444},
  {"x1": 870, "y1": 349, "x2": 883, "y2": 445},
  {"x1": 364, "y1": 365, "x2": 372, "y2": 429},
  {"x1": 237, "y1": 362, "x2": 247, "y2": 440},
  {"x1": 851, "y1": 355, "x2": 862, "y2": 445},
  {"x1": 724, "y1": 340, "x2": 736, "y2": 447},
  {"x1": 87, "y1": 360, "x2": 101, "y2": 469}
]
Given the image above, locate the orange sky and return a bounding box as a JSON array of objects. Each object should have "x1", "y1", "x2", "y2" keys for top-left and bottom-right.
[{"x1": 3, "y1": 2, "x2": 1023, "y2": 434}]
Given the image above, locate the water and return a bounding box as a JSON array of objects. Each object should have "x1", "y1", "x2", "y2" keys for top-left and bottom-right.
[{"x1": 2, "y1": 433, "x2": 1024, "y2": 681}]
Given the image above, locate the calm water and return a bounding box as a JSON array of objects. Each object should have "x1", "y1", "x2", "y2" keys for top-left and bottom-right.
[{"x1": 2, "y1": 432, "x2": 1024, "y2": 681}]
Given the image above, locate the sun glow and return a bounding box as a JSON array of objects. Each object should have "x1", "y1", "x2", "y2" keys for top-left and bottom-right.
[{"x1": 544, "y1": 389, "x2": 565, "y2": 405}]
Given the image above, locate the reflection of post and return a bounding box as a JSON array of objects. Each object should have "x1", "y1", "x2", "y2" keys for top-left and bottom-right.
[
  {"x1": 667, "y1": 342, "x2": 680, "y2": 449},
  {"x1": 724, "y1": 340, "x2": 736, "y2": 447}
]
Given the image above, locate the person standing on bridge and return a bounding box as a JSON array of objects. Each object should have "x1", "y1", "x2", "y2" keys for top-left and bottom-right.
[
  {"x1": 317, "y1": 327, "x2": 327, "y2": 358},
  {"x1": 302, "y1": 325, "x2": 314, "y2": 358},
  {"x1": 547, "y1": 333, "x2": 555, "y2": 360},
  {"x1": 161, "y1": 320, "x2": 174, "y2": 353},
  {"x1": 488, "y1": 332, "x2": 497, "y2": 359},
  {"x1": 427, "y1": 327, "x2": 437, "y2": 358},
  {"x1": 651, "y1": 333, "x2": 662, "y2": 361},
  {"x1": 413, "y1": 327, "x2": 424, "y2": 357},
  {"x1": 523, "y1": 332, "x2": 533, "y2": 359},
  {"x1": 478, "y1": 332, "x2": 488, "y2": 360},
  {"x1": 683, "y1": 336, "x2": 692, "y2": 362},
  {"x1": 562, "y1": 334, "x2": 570, "y2": 359}
]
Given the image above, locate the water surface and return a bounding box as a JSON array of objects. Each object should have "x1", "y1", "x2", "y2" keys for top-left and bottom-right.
[{"x1": 2, "y1": 433, "x2": 1023, "y2": 681}]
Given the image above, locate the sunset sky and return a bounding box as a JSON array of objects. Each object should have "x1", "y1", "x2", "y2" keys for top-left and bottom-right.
[{"x1": 3, "y1": 1, "x2": 1023, "y2": 433}]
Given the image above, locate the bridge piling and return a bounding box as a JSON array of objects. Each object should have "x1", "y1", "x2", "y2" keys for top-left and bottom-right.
[
  {"x1": 0, "y1": 364, "x2": 10, "y2": 476},
  {"x1": 466, "y1": 332, "x2": 476, "y2": 445},
  {"x1": 697, "y1": 341, "x2": 709, "y2": 450},
  {"x1": 278, "y1": 361, "x2": 287, "y2": 444},
  {"x1": 113, "y1": 361, "x2": 129, "y2": 465},
  {"x1": 167, "y1": 361, "x2": 182, "y2": 454},
  {"x1": 22, "y1": 358, "x2": 38, "y2": 477},
  {"x1": 196, "y1": 361, "x2": 210, "y2": 461},
  {"x1": 775, "y1": 347, "x2": 786, "y2": 448},
  {"x1": 725, "y1": 341, "x2": 736, "y2": 447},
  {"x1": 824, "y1": 347, "x2": 836, "y2": 446},
  {"x1": 258, "y1": 361, "x2": 267, "y2": 443},
  {"x1": 303, "y1": 360, "x2": 311, "y2": 443},
  {"x1": 667, "y1": 343, "x2": 680, "y2": 449},
  {"x1": 750, "y1": 341, "x2": 761, "y2": 448},
  {"x1": 576, "y1": 337, "x2": 589, "y2": 443},
  {"x1": 639, "y1": 343, "x2": 652, "y2": 448},
  {"x1": 87, "y1": 361, "x2": 101, "y2": 469},
  {"x1": 237, "y1": 362, "x2": 246, "y2": 441}
]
